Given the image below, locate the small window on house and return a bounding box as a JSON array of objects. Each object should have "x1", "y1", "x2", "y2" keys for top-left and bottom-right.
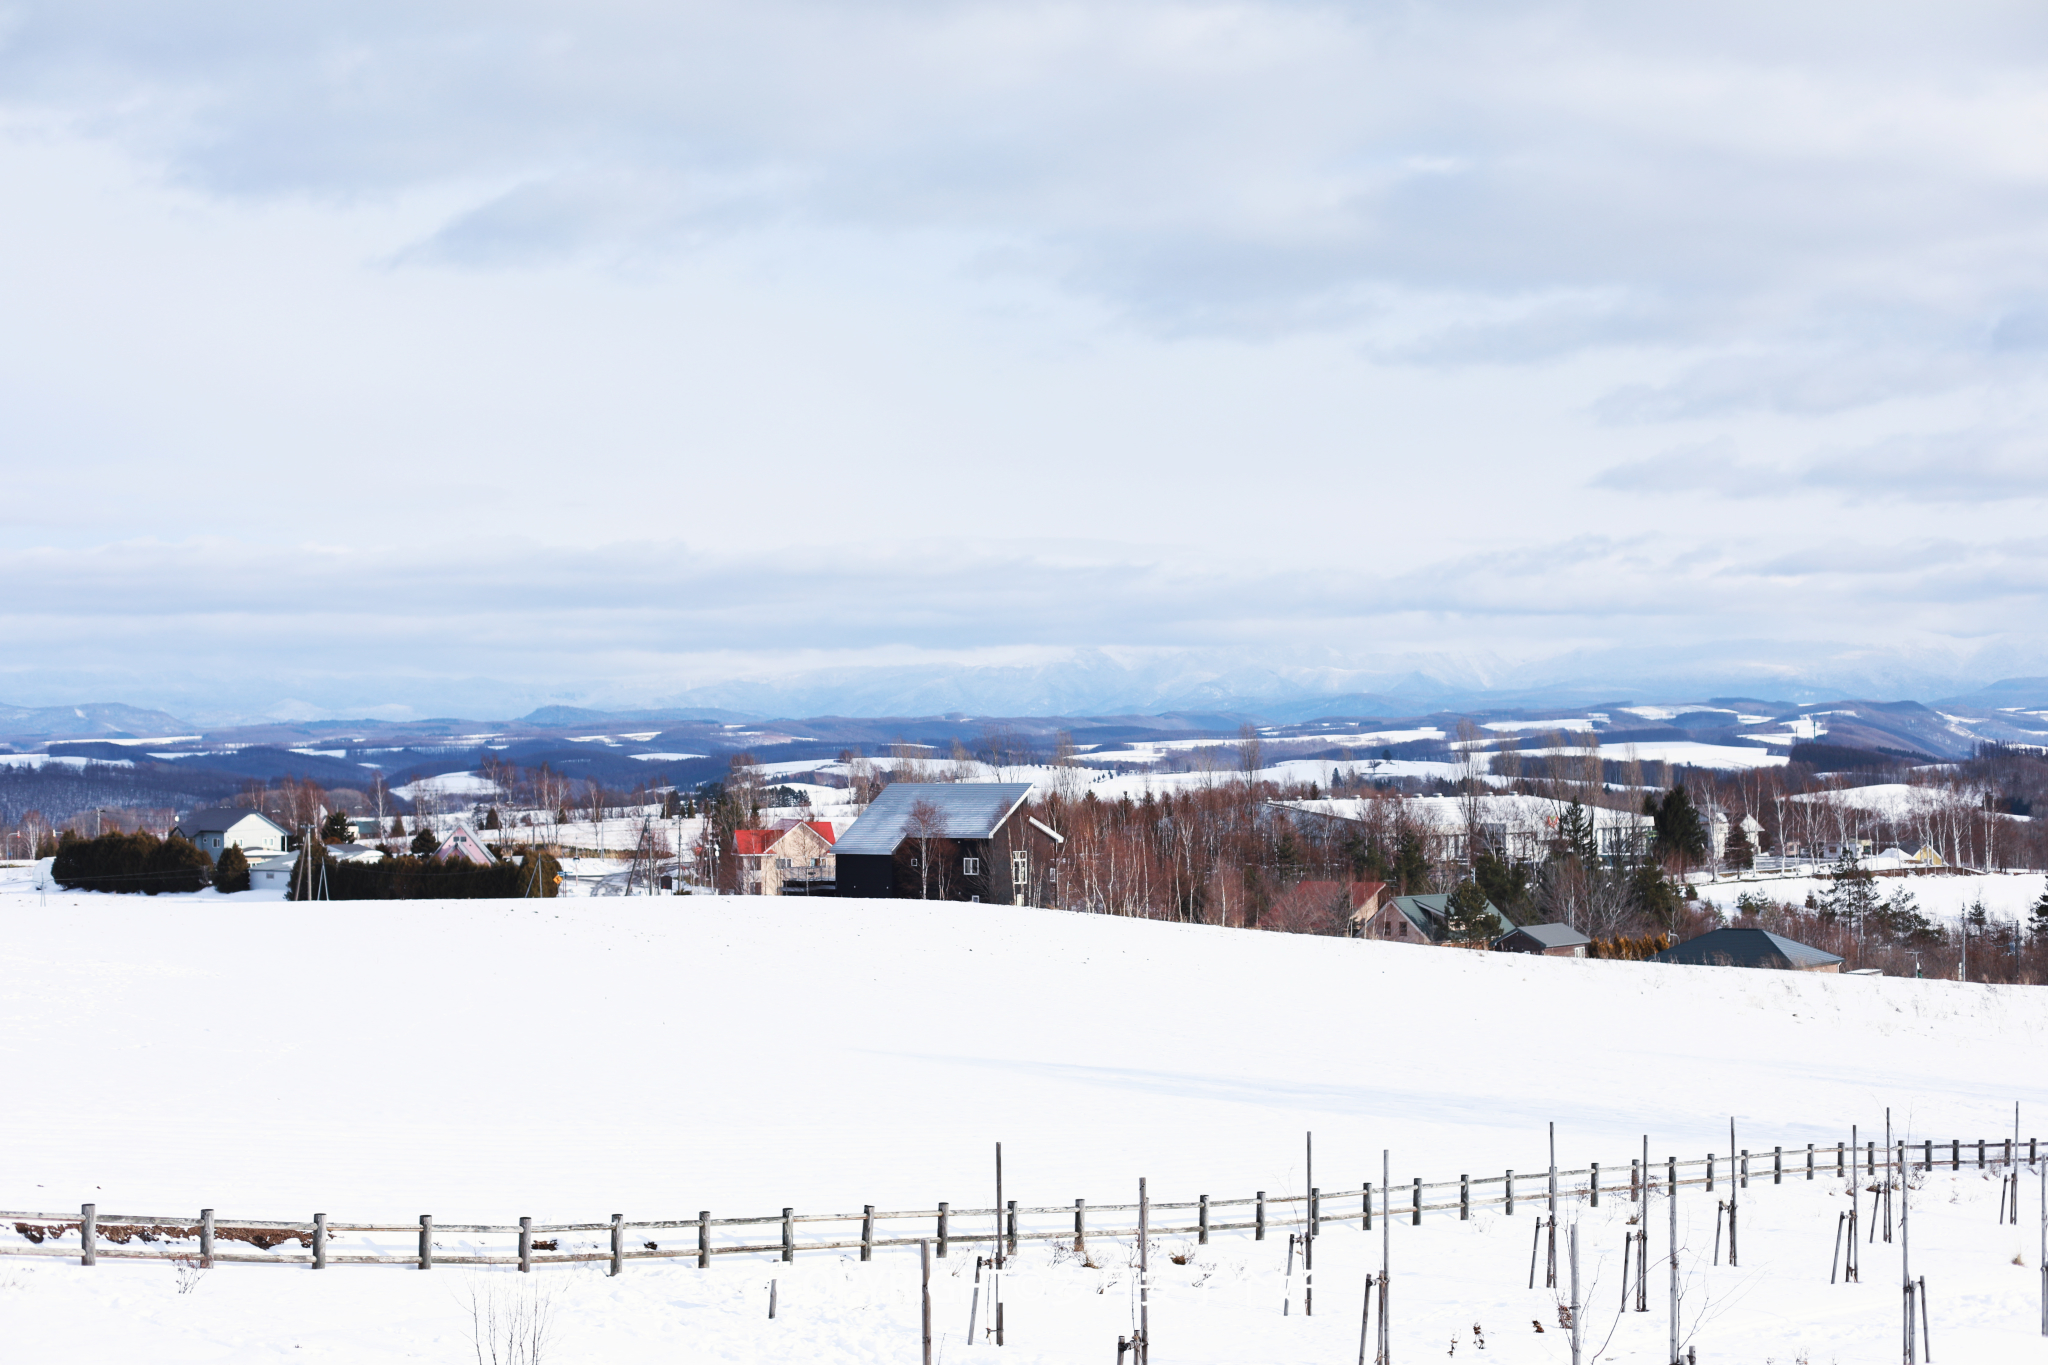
[
  {"x1": 775, "y1": 857, "x2": 790, "y2": 869},
  {"x1": 1011, "y1": 850, "x2": 1029, "y2": 882},
  {"x1": 962, "y1": 856, "x2": 981, "y2": 876}
]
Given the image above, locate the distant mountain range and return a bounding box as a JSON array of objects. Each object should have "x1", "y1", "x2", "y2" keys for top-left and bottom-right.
[{"x1": 2, "y1": 644, "x2": 2047, "y2": 739}]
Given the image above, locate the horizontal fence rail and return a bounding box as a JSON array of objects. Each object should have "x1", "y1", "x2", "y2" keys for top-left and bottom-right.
[{"x1": 6, "y1": 1133, "x2": 2038, "y2": 1272}]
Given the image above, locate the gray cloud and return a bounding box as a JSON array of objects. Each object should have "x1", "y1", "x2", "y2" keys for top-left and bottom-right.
[{"x1": 4, "y1": 0, "x2": 2047, "y2": 351}]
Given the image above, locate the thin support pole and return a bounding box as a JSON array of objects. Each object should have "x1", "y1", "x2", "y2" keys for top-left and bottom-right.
[
  {"x1": 921, "y1": 1241, "x2": 933, "y2": 1365},
  {"x1": 1138, "y1": 1178, "x2": 1151, "y2": 1364},
  {"x1": 1569, "y1": 1222, "x2": 1582, "y2": 1365},
  {"x1": 1668, "y1": 1157, "x2": 1680, "y2": 1365}
]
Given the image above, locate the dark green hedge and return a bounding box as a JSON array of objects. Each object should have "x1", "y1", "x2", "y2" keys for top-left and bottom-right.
[
  {"x1": 52, "y1": 830, "x2": 213, "y2": 894},
  {"x1": 287, "y1": 848, "x2": 560, "y2": 900}
]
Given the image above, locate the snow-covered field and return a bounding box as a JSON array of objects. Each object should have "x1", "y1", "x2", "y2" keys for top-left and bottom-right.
[
  {"x1": 1692, "y1": 869, "x2": 2048, "y2": 924},
  {"x1": 2, "y1": 890, "x2": 2045, "y2": 1360}
]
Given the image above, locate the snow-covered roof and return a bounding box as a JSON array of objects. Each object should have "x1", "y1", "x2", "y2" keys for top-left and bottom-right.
[{"x1": 835, "y1": 783, "x2": 1034, "y2": 856}]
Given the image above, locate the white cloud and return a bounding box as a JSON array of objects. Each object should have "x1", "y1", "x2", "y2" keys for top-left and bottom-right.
[{"x1": 3, "y1": 1, "x2": 2048, "y2": 712}]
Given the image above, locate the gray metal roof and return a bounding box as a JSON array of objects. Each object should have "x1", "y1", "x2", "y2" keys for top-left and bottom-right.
[
  {"x1": 1387, "y1": 892, "x2": 1505, "y2": 942},
  {"x1": 1500, "y1": 922, "x2": 1592, "y2": 949},
  {"x1": 835, "y1": 783, "x2": 1035, "y2": 856},
  {"x1": 174, "y1": 807, "x2": 290, "y2": 836},
  {"x1": 1652, "y1": 927, "x2": 1843, "y2": 970}
]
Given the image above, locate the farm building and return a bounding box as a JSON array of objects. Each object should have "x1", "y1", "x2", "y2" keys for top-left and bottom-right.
[
  {"x1": 834, "y1": 783, "x2": 1063, "y2": 904},
  {"x1": 1651, "y1": 927, "x2": 1842, "y2": 973}
]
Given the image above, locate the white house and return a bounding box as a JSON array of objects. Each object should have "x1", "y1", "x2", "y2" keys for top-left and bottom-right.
[{"x1": 172, "y1": 808, "x2": 291, "y2": 858}]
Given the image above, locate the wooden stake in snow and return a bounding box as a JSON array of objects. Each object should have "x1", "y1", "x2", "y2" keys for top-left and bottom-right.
[
  {"x1": 1377, "y1": 1149, "x2": 1391, "y2": 1365},
  {"x1": 920, "y1": 1240, "x2": 933, "y2": 1365},
  {"x1": 1727, "y1": 1119, "x2": 1738, "y2": 1268},
  {"x1": 1569, "y1": 1222, "x2": 1582, "y2": 1365},
  {"x1": 769, "y1": 1278, "x2": 778, "y2": 1320},
  {"x1": 1901, "y1": 1148, "x2": 1915, "y2": 1365},
  {"x1": 1667, "y1": 1156, "x2": 1679, "y2": 1365},
  {"x1": 1138, "y1": 1177, "x2": 1151, "y2": 1364},
  {"x1": 1305, "y1": 1131, "x2": 1315, "y2": 1317},
  {"x1": 1549, "y1": 1122, "x2": 1559, "y2": 1220}
]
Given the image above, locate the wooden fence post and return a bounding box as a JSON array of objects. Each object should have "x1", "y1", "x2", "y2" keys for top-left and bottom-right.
[
  {"x1": 1363, "y1": 1182, "x2": 1372, "y2": 1231},
  {"x1": 937, "y1": 1202, "x2": 949, "y2": 1258},
  {"x1": 781, "y1": 1209, "x2": 793, "y2": 1263},
  {"x1": 1923, "y1": 1140, "x2": 1932, "y2": 1172},
  {"x1": 1007, "y1": 1200, "x2": 1018, "y2": 1257},
  {"x1": 1740, "y1": 1149, "x2": 1749, "y2": 1189},
  {"x1": 519, "y1": 1216, "x2": 532, "y2": 1272},
  {"x1": 1808, "y1": 1144, "x2": 1815, "y2": 1180},
  {"x1": 1506, "y1": 1170, "x2": 1514, "y2": 1215},
  {"x1": 1774, "y1": 1147, "x2": 1782, "y2": 1185},
  {"x1": 1838, "y1": 1143, "x2": 1846, "y2": 1177},
  {"x1": 612, "y1": 1213, "x2": 624, "y2": 1276},
  {"x1": 1460, "y1": 1175, "x2": 1469, "y2": 1221},
  {"x1": 698, "y1": 1211, "x2": 710, "y2": 1269},
  {"x1": 1311, "y1": 1187, "x2": 1321, "y2": 1238},
  {"x1": 1074, "y1": 1199, "x2": 1086, "y2": 1255},
  {"x1": 1256, "y1": 1192, "x2": 1266, "y2": 1241},
  {"x1": 200, "y1": 1209, "x2": 214, "y2": 1269},
  {"x1": 1411, "y1": 1177, "x2": 1420, "y2": 1226},
  {"x1": 1706, "y1": 1154, "x2": 1714, "y2": 1193},
  {"x1": 80, "y1": 1203, "x2": 94, "y2": 1267},
  {"x1": 861, "y1": 1205, "x2": 874, "y2": 1262},
  {"x1": 1590, "y1": 1162, "x2": 1599, "y2": 1208},
  {"x1": 313, "y1": 1213, "x2": 327, "y2": 1269},
  {"x1": 419, "y1": 1215, "x2": 432, "y2": 1270},
  {"x1": 1198, "y1": 1194, "x2": 1209, "y2": 1245},
  {"x1": 1952, "y1": 1139, "x2": 1960, "y2": 1170}
]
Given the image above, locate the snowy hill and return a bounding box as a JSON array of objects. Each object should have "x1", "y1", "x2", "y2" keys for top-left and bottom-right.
[{"x1": 2, "y1": 893, "x2": 2044, "y2": 1360}]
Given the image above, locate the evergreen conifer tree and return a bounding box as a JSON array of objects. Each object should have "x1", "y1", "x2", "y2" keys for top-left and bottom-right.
[
  {"x1": 213, "y1": 844, "x2": 251, "y2": 893},
  {"x1": 410, "y1": 825, "x2": 440, "y2": 857},
  {"x1": 1443, "y1": 879, "x2": 1500, "y2": 945},
  {"x1": 320, "y1": 809, "x2": 354, "y2": 843}
]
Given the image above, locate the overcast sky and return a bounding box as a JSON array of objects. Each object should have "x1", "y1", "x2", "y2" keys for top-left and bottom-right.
[{"x1": 4, "y1": 1, "x2": 2047, "y2": 718}]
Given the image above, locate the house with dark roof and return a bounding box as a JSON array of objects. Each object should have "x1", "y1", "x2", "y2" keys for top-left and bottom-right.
[
  {"x1": 835, "y1": 783, "x2": 1062, "y2": 904},
  {"x1": 1495, "y1": 922, "x2": 1592, "y2": 957},
  {"x1": 1651, "y1": 927, "x2": 1842, "y2": 973},
  {"x1": 172, "y1": 808, "x2": 290, "y2": 858},
  {"x1": 1356, "y1": 892, "x2": 1504, "y2": 946},
  {"x1": 735, "y1": 819, "x2": 838, "y2": 895}
]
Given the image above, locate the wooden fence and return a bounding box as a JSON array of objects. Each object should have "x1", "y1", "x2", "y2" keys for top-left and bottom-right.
[{"x1": 4, "y1": 1133, "x2": 2037, "y2": 1273}]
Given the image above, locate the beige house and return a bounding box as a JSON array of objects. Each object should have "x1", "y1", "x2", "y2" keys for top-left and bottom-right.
[{"x1": 736, "y1": 819, "x2": 838, "y2": 895}]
